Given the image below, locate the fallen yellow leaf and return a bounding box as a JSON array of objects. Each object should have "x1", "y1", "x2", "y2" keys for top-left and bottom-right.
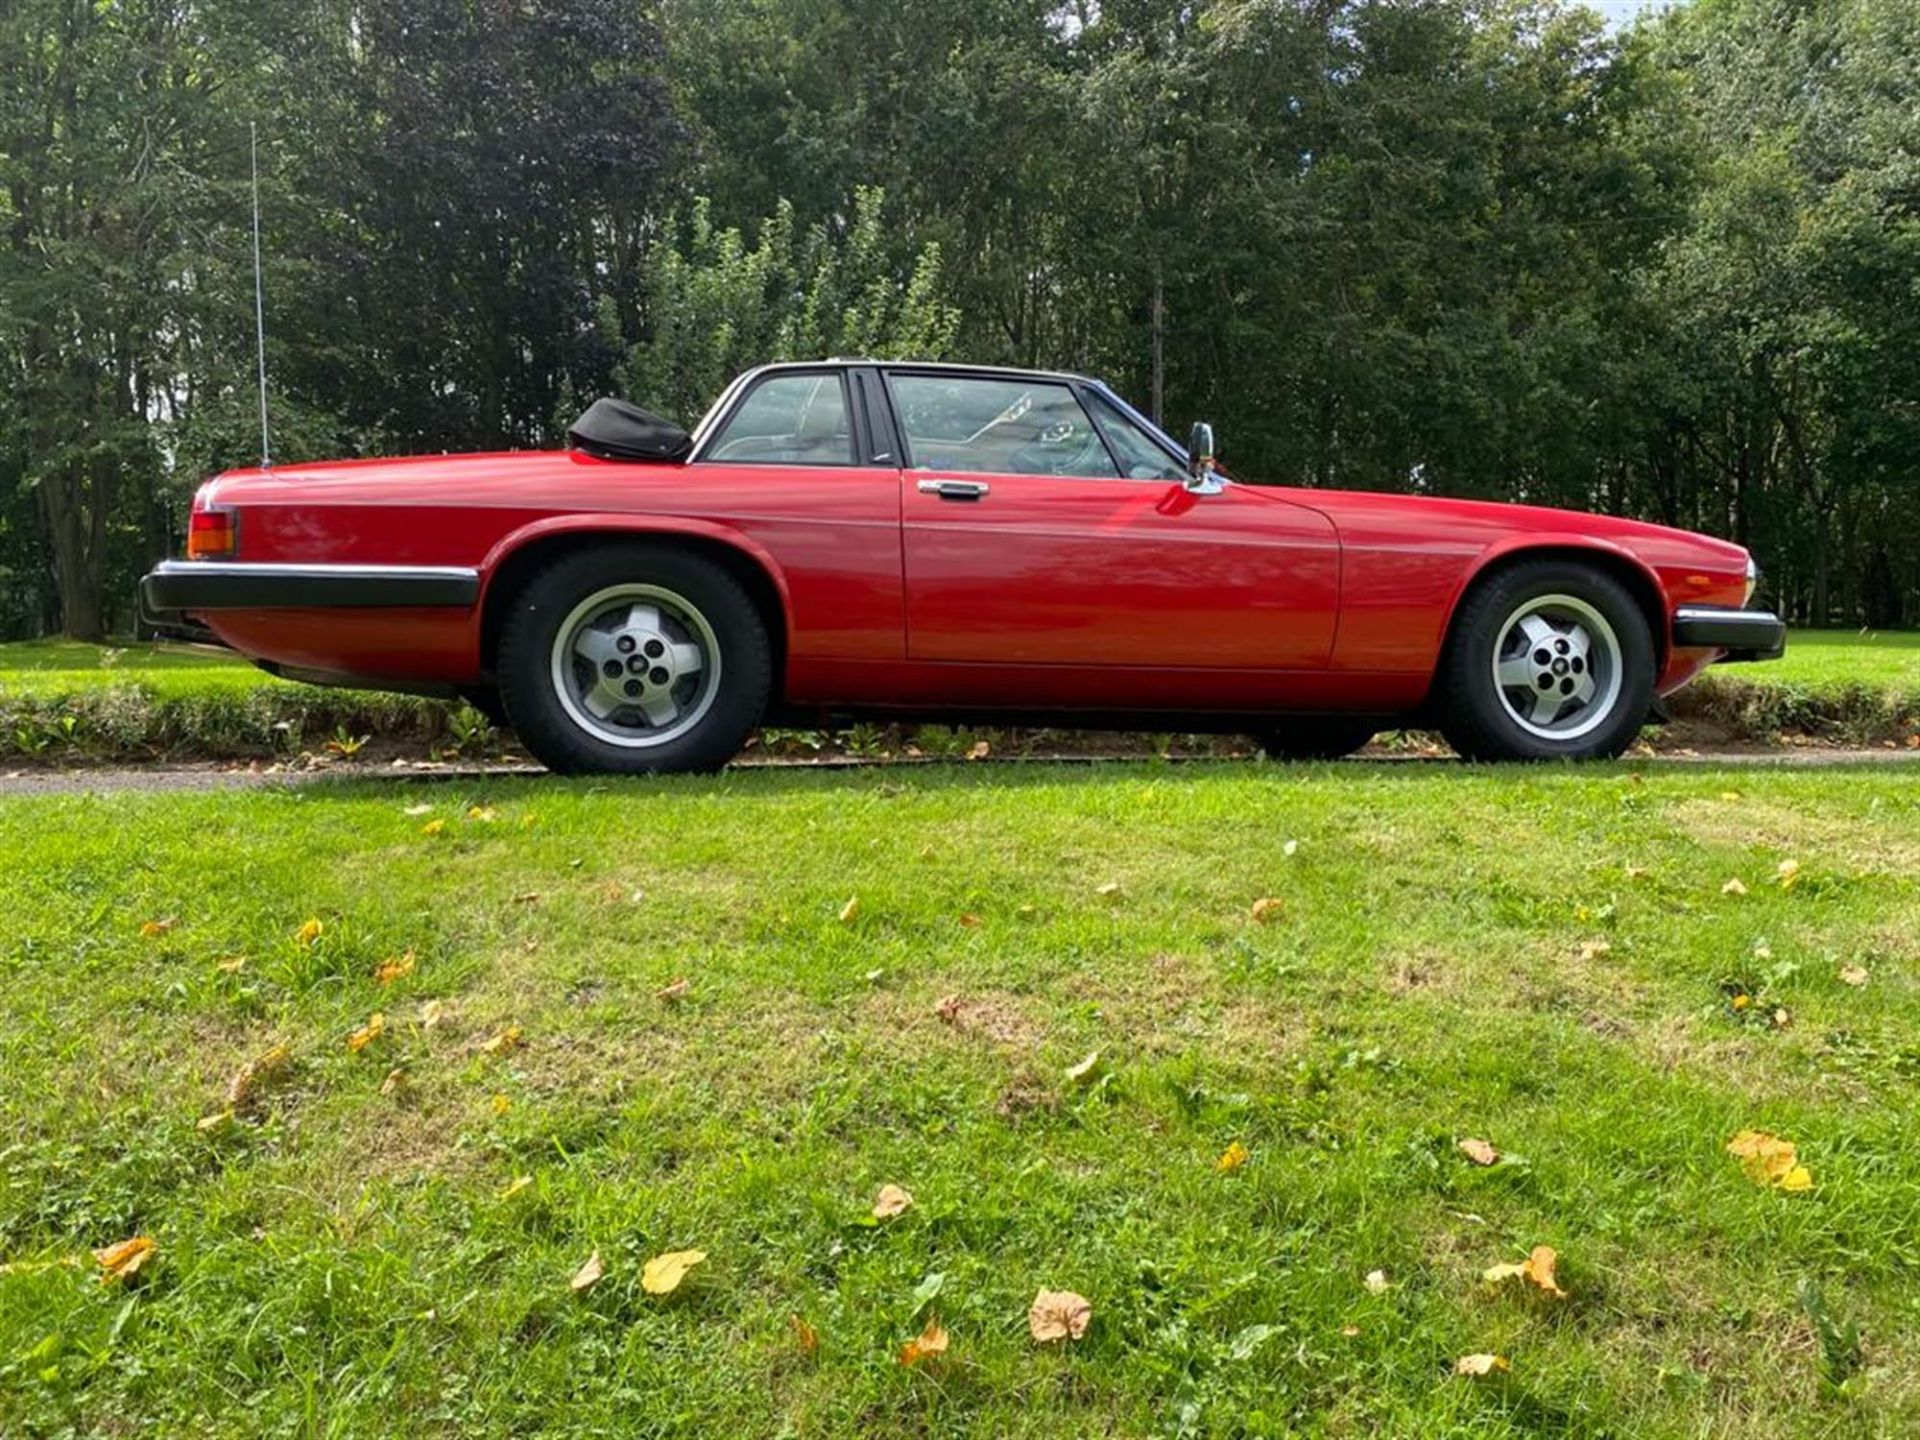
[
  {"x1": 1576, "y1": 939, "x2": 1612, "y2": 961},
  {"x1": 380, "y1": 1066, "x2": 407, "y2": 1096},
  {"x1": 1721, "y1": 877, "x2": 1748, "y2": 896},
  {"x1": 1065, "y1": 1050, "x2": 1103, "y2": 1084},
  {"x1": 790, "y1": 1313, "x2": 820, "y2": 1356},
  {"x1": 478, "y1": 1025, "x2": 523, "y2": 1056},
  {"x1": 656, "y1": 977, "x2": 691, "y2": 1002},
  {"x1": 226, "y1": 1043, "x2": 292, "y2": 1111},
  {"x1": 420, "y1": 818, "x2": 446, "y2": 836},
  {"x1": 642, "y1": 1249, "x2": 707, "y2": 1296},
  {"x1": 402, "y1": 802, "x2": 433, "y2": 817},
  {"x1": 92, "y1": 1236, "x2": 156, "y2": 1284},
  {"x1": 958, "y1": 913, "x2": 982, "y2": 928},
  {"x1": 900, "y1": 1316, "x2": 949, "y2": 1367},
  {"x1": 214, "y1": 955, "x2": 247, "y2": 974},
  {"x1": 1483, "y1": 1244, "x2": 1567, "y2": 1299},
  {"x1": 569, "y1": 1250, "x2": 604, "y2": 1292},
  {"x1": 1455, "y1": 1353, "x2": 1511, "y2": 1377},
  {"x1": 1095, "y1": 881, "x2": 1122, "y2": 897},
  {"x1": 1458, "y1": 1137, "x2": 1499, "y2": 1166},
  {"x1": 467, "y1": 805, "x2": 497, "y2": 822},
  {"x1": 140, "y1": 917, "x2": 175, "y2": 938},
  {"x1": 346, "y1": 1012, "x2": 385, "y2": 1052},
  {"x1": 1839, "y1": 965, "x2": 1869, "y2": 987},
  {"x1": 1364, "y1": 1269, "x2": 1390, "y2": 1294},
  {"x1": 1028, "y1": 1289, "x2": 1092, "y2": 1343},
  {"x1": 196, "y1": 1109, "x2": 234, "y2": 1133},
  {"x1": 1777, "y1": 858, "x2": 1802, "y2": 890},
  {"x1": 1216, "y1": 1141, "x2": 1250, "y2": 1173},
  {"x1": 872, "y1": 1183, "x2": 914, "y2": 1220},
  {"x1": 420, "y1": 1000, "x2": 451, "y2": 1029},
  {"x1": 966, "y1": 740, "x2": 991, "y2": 760},
  {"x1": 1727, "y1": 1129, "x2": 1811, "y2": 1189},
  {"x1": 838, "y1": 896, "x2": 860, "y2": 923},
  {"x1": 500, "y1": 1175, "x2": 533, "y2": 1200},
  {"x1": 373, "y1": 951, "x2": 416, "y2": 985},
  {"x1": 1250, "y1": 897, "x2": 1284, "y2": 923},
  {"x1": 295, "y1": 917, "x2": 324, "y2": 947}
]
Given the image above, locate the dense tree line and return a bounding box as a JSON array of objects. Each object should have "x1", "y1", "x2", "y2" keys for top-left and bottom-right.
[{"x1": 2, "y1": 0, "x2": 1914, "y2": 639}]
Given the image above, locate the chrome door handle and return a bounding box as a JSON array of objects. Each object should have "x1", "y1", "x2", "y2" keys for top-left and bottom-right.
[{"x1": 917, "y1": 478, "x2": 991, "y2": 501}]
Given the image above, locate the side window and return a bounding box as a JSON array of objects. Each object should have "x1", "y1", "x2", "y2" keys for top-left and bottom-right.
[
  {"x1": 1085, "y1": 392, "x2": 1186, "y2": 482},
  {"x1": 889, "y1": 375, "x2": 1119, "y2": 478},
  {"x1": 706, "y1": 372, "x2": 855, "y2": 466}
]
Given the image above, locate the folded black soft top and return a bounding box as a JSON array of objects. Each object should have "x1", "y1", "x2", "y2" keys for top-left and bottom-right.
[{"x1": 568, "y1": 397, "x2": 692, "y2": 462}]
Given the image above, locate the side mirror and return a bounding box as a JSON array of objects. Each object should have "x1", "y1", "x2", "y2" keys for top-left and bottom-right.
[{"x1": 1185, "y1": 422, "x2": 1224, "y2": 494}]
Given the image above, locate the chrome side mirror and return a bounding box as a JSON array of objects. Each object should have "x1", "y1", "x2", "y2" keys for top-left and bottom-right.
[{"x1": 1184, "y1": 421, "x2": 1225, "y2": 494}]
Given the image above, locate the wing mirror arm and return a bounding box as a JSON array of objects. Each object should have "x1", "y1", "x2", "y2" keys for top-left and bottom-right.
[{"x1": 1184, "y1": 422, "x2": 1227, "y2": 495}]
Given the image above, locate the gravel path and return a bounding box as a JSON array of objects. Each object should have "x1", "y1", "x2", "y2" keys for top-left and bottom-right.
[{"x1": 4, "y1": 746, "x2": 1919, "y2": 796}]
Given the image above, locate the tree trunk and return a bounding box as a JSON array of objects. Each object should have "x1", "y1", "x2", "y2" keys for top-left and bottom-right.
[
  {"x1": 1149, "y1": 262, "x2": 1165, "y2": 428},
  {"x1": 38, "y1": 462, "x2": 112, "y2": 642}
]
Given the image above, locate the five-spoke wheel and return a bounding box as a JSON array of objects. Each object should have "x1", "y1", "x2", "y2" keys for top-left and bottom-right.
[
  {"x1": 1438, "y1": 560, "x2": 1653, "y2": 761},
  {"x1": 1490, "y1": 594, "x2": 1624, "y2": 743},
  {"x1": 498, "y1": 545, "x2": 769, "y2": 775},
  {"x1": 552, "y1": 584, "x2": 720, "y2": 748}
]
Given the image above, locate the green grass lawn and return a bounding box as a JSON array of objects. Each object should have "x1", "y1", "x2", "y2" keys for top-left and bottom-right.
[
  {"x1": 0, "y1": 639, "x2": 277, "y2": 700},
  {"x1": 1753, "y1": 629, "x2": 1920, "y2": 692},
  {"x1": 2, "y1": 763, "x2": 1917, "y2": 1436}
]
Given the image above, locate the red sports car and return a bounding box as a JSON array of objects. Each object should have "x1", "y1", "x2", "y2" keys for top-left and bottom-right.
[{"x1": 143, "y1": 360, "x2": 1784, "y2": 772}]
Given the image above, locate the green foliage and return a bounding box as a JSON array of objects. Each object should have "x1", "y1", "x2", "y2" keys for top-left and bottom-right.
[{"x1": 621, "y1": 188, "x2": 960, "y2": 424}]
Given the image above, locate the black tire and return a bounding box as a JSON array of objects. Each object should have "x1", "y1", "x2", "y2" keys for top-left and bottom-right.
[
  {"x1": 1436, "y1": 558, "x2": 1654, "y2": 762},
  {"x1": 496, "y1": 543, "x2": 771, "y2": 775},
  {"x1": 1255, "y1": 719, "x2": 1378, "y2": 761},
  {"x1": 457, "y1": 687, "x2": 511, "y2": 731}
]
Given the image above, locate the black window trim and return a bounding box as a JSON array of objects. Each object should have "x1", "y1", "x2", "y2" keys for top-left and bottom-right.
[
  {"x1": 692, "y1": 366, "x2": 869, "y2": 470},
  {"x1": 854, "y1": 366, "x2": 901, "y2": 465},
  {"x1": 1078, "y1": 385, "x2": 1190, "y2": 482},
  {"x1": 880, "y1": 366, "x2": 1144, "y2": 481}
]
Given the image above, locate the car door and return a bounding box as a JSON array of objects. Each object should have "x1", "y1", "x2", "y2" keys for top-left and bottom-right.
[
  {"x1": 890, "y1": 370, "x2": 1339, "y2": 671},
  {"x1": 683, "y1": 365, "x2": 904, "y2": 664}
]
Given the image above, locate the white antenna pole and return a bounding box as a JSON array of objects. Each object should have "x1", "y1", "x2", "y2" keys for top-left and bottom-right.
[{"x1": 251, "y1": 122, "x2": 272, "y2": 469}]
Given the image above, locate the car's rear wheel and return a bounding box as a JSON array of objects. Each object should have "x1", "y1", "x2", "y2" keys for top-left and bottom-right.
[
  {"x1": 1437, "y1": 558, "x2": 1653, "y2": 761},
  {"x1": 1254, "y1": 718, "x2": 1378, "y2": 761},
  {"x1": 497, "y1": 544, "x2": 770, "y2": 775}
]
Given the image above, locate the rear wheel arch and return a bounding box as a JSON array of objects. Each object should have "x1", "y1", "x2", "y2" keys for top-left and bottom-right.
[{"x1": 477, "y1": 527, "x2": 790, "y2": 696}]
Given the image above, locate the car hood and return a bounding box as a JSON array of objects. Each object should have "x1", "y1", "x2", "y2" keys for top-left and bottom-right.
[{"x1": 1259, "y1": 484, "x2": 1749, "y2": 566}]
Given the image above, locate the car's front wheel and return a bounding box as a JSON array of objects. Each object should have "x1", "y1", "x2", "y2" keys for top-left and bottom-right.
[
  {"x1": 1436, "y1": 559, "x2": 1654, "y2": 762},
  {"x1": 497, "y1": 543, "x2": 770, "y2": 775}
]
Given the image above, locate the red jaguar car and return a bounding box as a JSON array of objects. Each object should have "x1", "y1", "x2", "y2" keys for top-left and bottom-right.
[{"x1": 143, "y1": 360, "x2": 1784, "y2": 772}]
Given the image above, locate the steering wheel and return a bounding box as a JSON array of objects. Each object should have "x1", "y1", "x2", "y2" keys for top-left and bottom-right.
[
  {"x1": 963, "y1": 391, "x2": 1034, "y2": 445},
  {"x1": 1010, "y1": 420, "x2": 1107, "y2": 476}
]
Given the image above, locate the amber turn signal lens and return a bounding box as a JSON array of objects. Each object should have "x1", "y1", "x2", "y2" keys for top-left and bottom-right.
[{"x1": 187, "y1": 508, "x2": 236, "y2": 559}]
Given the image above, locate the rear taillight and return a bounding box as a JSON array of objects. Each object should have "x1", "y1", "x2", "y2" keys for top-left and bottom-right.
[{"x1": 187, "y1": 507, "x2": 237, "y2": 559}]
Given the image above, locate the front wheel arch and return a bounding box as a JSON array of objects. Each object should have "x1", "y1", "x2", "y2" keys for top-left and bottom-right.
[
  {"x1": 1437, "y1": 544, "x2": 1667, "y2": 696},
  {"x1": 1433, "y1": 555, "x2": 1657, "y2": 761}
]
